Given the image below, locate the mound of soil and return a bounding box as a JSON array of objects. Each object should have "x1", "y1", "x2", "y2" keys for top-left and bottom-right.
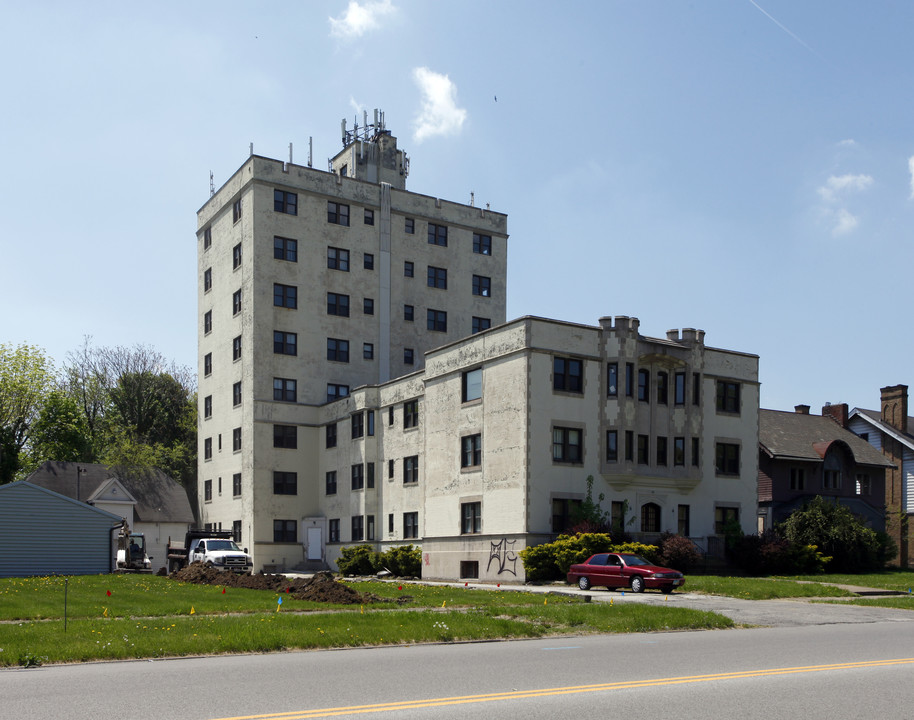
[{"x1": 170, "y1": 564, "x2": 379, "y2": 605}]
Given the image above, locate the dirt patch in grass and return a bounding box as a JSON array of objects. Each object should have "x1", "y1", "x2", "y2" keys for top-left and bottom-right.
[{"x1": 171, "y1": 564, "x2": 380, "y2": 605}]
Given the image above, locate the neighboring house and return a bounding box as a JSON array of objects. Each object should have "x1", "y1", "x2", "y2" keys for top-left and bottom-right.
[
  {"x1": 25, "y1": 462, "x2": 195, "y2": 573},
  {"x1": 844, "y1": 385, "x2": 914, "y2": 566},
  {"x1": 0, "y1": 481, "x2": 122, "y2": 577},
  {"x1": 758, "y1": 406, "x2": 892, "y2": 533}
]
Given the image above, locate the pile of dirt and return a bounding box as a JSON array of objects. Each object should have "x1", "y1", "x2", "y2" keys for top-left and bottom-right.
[{"x1": 170, "y1": 564, "x2": 380, "y2": 605}]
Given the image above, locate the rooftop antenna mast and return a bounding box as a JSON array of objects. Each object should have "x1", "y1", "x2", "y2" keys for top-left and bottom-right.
[{"x1": 210, "y1": 171, "x2": 215, "y2": 197}]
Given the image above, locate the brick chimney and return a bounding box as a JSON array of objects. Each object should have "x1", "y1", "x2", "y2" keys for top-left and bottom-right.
[
  {"x1": 822, "y1": 402, "x2": 848, "y2": 428},
  {"x1": 794, "y1": 404, "x2": 810, "y2": 415},
  {"x1": 880, "y1": 385, "x2": 908, "y2": 433}
]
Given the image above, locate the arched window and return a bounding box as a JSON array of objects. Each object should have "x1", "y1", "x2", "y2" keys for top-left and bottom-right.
[{"x1": 641, "y1": 502, "x2": 660, "y2": 533}]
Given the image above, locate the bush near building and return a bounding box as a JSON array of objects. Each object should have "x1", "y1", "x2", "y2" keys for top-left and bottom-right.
[
  {"x1": 336, "y1": 544, "x2": 422, "y2": 577},
  {"x1": 520, "y1": 533, "x2": 667, "y2": 582}
]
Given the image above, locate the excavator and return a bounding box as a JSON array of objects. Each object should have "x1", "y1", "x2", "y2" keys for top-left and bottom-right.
[{"x1": 115, "y1": 520, "x2": 153, "y2": 573}]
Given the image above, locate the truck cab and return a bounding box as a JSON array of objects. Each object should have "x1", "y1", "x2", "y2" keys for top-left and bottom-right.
[{"x1": 188, "y1": 537, "x2": 253, "y2": 573}]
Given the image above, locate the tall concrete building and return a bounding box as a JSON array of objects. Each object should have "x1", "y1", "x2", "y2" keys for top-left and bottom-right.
[{"x1": 196, "y1": 113, "x2": 507, "y2": 571}]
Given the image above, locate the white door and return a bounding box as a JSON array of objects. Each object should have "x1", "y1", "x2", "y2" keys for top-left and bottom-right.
[{"x1": 307, "y1": 526, "x2": 322, "y2": 561}]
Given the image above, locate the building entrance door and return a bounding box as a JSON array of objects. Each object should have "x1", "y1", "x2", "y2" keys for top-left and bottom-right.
[{"x1": 306, "y1": 526, "x2": 322, "y2": 561}]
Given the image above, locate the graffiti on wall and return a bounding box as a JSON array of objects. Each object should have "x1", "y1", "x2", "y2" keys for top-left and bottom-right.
[{"x1": 486, "y1": 538, "x2": 518, "y2": 575}]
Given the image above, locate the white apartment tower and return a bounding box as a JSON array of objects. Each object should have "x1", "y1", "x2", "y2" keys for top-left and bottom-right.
[{"x1": 196, "y1": 113, "x2": 508, "y2": 571}]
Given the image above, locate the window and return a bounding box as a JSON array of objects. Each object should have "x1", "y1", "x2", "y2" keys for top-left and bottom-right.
[
  {"x1": 716, "y1": 381, "x2": 741, "y2": 414},
  {"x1": 353, "y1": 515, "x2": 365, "y2": 541},
  {"x1": 388, "y1": 406, "x2": 394, "y2": 426},
  {"x1": 611, "y1": 501, "x2": 625, "y2": 534},
  {"x1": 674, "y1": 437, "x2": 685, "y2": 466},
  {"x1": 625, "y1": 363, "x2": 634, "y2": 397},
  {"x1": 274, "y1": 236, "x2": 297, "y2": 262},
  {"x1": 656, "y1": 436, "x2": 668, "y2": 466},
  {"x1": 404, "y1": 304, "x2": 414, "y2": 321},
  {"x1": 552, "y1": 498, "x2": 583, "y2": 534},
  {"x1": 327, "y1": 292, "x2": 350, "y2": 317},
  {"x1": 404, "y1": 348, "x2": 414, "y2": 365},
  {"x1": 204, "y1": 311, "x2": 212, "y2": 334},
  {"x1": 641, "y1": 502, "x2": 660, "y2": 533},
  {"x1": 204, "y1": 353, "x2": 212, "y2": 377},
  {"x1": 404, "y1": 261, "x2": 414, "y2": 277},
  {"x1": 232, "y1": 427, "x2": 241, "y2": 452},
  {"x1": 462, "y1": 368, "x2": 482, "y2": 402},
  {"x1": 427, "y1": 309, "x2": 447, "y2": 331},
  {"x1": 405, "y1": 217, "x2": 415, "y2": 234},
  {"x1": 233, "y1": 335, "x2": 242, "y2": 361},
  {"x1": 273, "y1": 377, "x2": 296, "y2": 402},
  {"x1": 273, "y1": 425, "x2": 297, "y2": 449},
  {"x1": 363, "y1": 343, "x2": 374, "y2": 360},
  {"x1": 273, "y1": 283, "x2": 297, "y2": 309},
  {"x1": 274, "y1": 331, "x2": 297, "y2": 355},
  {"x1": 366, "y1": 514, "x2": 376, "y2": 541},
  {"x1": 203, "y1": 267, "x2": 212, "y2": 292},
  {"x1": 856, "y1": 473, "x2": 872, "y2": 496},
  {"x1": 273, "y1": 471, "x2": 297, "y2": 495},
  {"x1": 204, "y1": 479, "x2": 212, "y2": 502},
  {"x1": 553, "y1": 427, "x2": 582, "y2": 464},
  {"x1": 367, "y1": 462, "x2": 375, "y2": 489},
  {"x1": 473, "y1": 233, "x2": 492, "y2": 255},
  {"x1": 327, "y1": 384, "x2": 349, "y2": 402},
  {"x1": 274, "y1": 189, "x2": 297, "y2": 214},
  {"x1": 232, "y1": 198, "x2": 242, "y2": 223},
  {"x1": 204, "y1": 437, "x2": 212, "y2": 460},
  {"x1": 363, "y1": 298, "x2": 374, "y2": 315},
  {"x1": 232, "y1": 381, "x2": 242, "y2": 407},
  {"x1": 637, "y1": 434, "x2": 649, "y2": 465},
  {"x1": 403, "y1": 512, "x2": 419, "y2": 539},
  {"x1": 351, "y1": 412, "x2": 364, "y2": 439},
  {"x1": 461, "y1": 434, "x2": 482, "y2": 468},
  {"x1": 678, "y1": 505, "x2": 690, "y2": 536},
  {"x1": 715, "y1": 442, "x2": 740, "y2": 475},
  {"x1": 691, "y1": 437, "x2": 700, "y2": 467},
  {"x1": 674, "y1": 372, "x2": 686, "y2": 405},
  {"x1": 427, "y1": 266, "x2": 447, "y2": 289},
  {"x1": 693, "y1": 373, "x2": 701, "y2": 405},
  {"x1": 404, "y1": 400, "x2": 419, "y2": 428},
  {"x1": 657, "y1": 372, "x2": 668, "y2": 404},
  {"x1": 233, "y1": 473, "x2": 241, "y2": 497},
  {"x1": 606, "y1": 430, "x2": 618, "y2": 462},
  {"x1": 327, "y1": 338, "x2": 350, "y2": 363},
  {"x1": 203, "y1": 226, "x2": 212, "y2": 250},
  {"x1": 327, "y1": 247, "x2": 350, "y2": 271},
  {"x1": 232, "y1": 520, "x2": 242, "y2": 543},
  {"x1": 403, "y1": 456, "x2": 419, "y2": 483},
  {"x1": 472, "y1": 275, "x2": 491, "y2": 297},
  {"x1": 461, "y1": 502, "x2": 482, "y2": 534},
  {"x1": 364, "y1": 208, "x2": 374, "y2": 225},
  {"x1": 204, "y1": 395, "x2": 212, "y2": 419},
  {"x1": 233, "y1": 289, "x2": 242, "y2": 315},
  {"x1": 327, "y1": 201, "x2": 349, "y2": 226},
  {"x1": 715, "y1": 507, "x2": 739, "y2": 534},
  {"x1": 328, "y1": 519, "x2": 340, "y2": 543},
  {"x1": 367, "y1": 410, "x2": 374, "y2": 436},
  {"x1": 553, "y1": 357, "x2": 583, "y2": 393},
  {"x1": 351, "y1": 464, "x2": 364, "y2": 490},
  {"x1": 364, "y1": 253, "x2": 374, "y2": 270},
  {"x1": 790, "y1": 468, "x2": 806, "y2": 491},
  {"x1": 472, "y1": 316, "x2": 491, "y2": 334},
  {"x1": 625, "y1": 431, "x2": 634, "y2": 462},
  {"x1": 607, "y1": 363, "x2": 618, "y2": 396},
  {"x1": 638, "y1": 369, "x2": 650, "y2": 402},
  {"x1": 325, "y1": 471, "x2": 337, "y2": 495},
  {"x1": 428, "y1": 223, "x2": 448, "y2": 246},
  {"x1": 824, "y1": 469, "x2": 842, "y2": 490},
  {"x1": 273, "y1": 520, "x2": 296, "y2": 543},
  {"x1": 326, "y1": 423, "x2": 337, "y2": 448},
  {"x1": 388, "y1": 459, "x2": 394, "y2": 479}
]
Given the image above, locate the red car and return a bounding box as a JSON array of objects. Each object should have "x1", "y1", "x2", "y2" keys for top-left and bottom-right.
[{"x1": 566, "y1": 553, "x2": 685, "y2": 593}]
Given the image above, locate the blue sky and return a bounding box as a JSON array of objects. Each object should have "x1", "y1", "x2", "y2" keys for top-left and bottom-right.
[{"x1": 2, "y1": 1, "x2": 913, "y2": 414}]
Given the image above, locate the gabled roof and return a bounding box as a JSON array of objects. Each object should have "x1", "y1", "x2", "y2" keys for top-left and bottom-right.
[
  {"x1": 759, "y1": 409, "x2": 894, "y2": 468},
  {"x1": 849, "y1": 407, "x2": 914, "y2": 452},
  {"x1": 25, "y1": 461, "x2": 194, "y2": 524},
  {"x1": 0, "y1": 481, "x2": 123, "y2": 523}
]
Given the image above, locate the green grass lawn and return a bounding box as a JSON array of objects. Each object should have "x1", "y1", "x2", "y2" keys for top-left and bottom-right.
[
  {"x1": 0, "y1": 575, "x2": 733, "y2": 666},
  {"x1": 678, "y1": 575, "x2": 854, "y2": 600}
]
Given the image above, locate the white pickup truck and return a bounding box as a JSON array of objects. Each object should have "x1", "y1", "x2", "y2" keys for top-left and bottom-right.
[{"x1": 167, "y1": 529, "x2": 253, "y2": 574}]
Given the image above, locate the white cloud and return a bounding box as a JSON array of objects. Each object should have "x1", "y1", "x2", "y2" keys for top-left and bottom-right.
[
  {"x1": 329, "y1": 0, "x2": 394, "y2": 39},
  {"x1": 814, "y1": 173, "x2": 872, "y2": 236},
  {"x1": 908, "y1": 156, "x2": 914, "y2": 199},
  {"x1": 832, "y1": 208, "x2": 859, "y2": 236},
  {"x1": 837, "y1": 139, "x2": 857, "y2": 148},
  {"x1": 816, "y1": 173, "x2": 873, "y2": 204},
  {"x1": 412, "y1": 67, "x2": 467, "y2": 143}
]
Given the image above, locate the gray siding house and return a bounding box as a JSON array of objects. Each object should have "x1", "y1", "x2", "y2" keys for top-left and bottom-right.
[{"x1": 0, "y1": 481, "x2": 122, "y2": 577}]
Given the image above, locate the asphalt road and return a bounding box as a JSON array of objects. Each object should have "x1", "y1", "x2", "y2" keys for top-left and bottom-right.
[{"x1": 3, "y1": 590, "x2": 914, "y2": 720}]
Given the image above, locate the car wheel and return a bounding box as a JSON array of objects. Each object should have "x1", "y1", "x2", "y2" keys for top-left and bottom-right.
[
  {"x1": 578, "y1": 576, "x2": 591, "y2": 591},
  {"x1": 661, "y1": 586, "x2": 674, "y2": 594},
  {"x1": 630, "y1": 576, "x2": 645, "y2": 593}
]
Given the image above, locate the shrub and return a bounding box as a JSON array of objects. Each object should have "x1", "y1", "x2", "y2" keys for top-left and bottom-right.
[
  {"x1": 336, "y1": 545, "x2": 381, "y2": 575},
  {"x1": 731, "y1": 530, "x2": 830, "y2": 575},
  {"x1": 656, "y1": 533, "x2": 703, "y2": 572},
  {"x1": 611, "y1": 542, "x2": 660, "y2": 564},
  {"x1": 520, "y1": 533, "x2": 613, "y2": 582},
  {"x1": 381, "y1": 545, "x2": 422, "y2": 577}
]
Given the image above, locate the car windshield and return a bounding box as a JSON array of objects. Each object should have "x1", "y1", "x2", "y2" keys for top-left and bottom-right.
[
  {"x1": 617, "y1": 554, "x2": 651, "y2": 566},
  {"x1": 207, "y1": 540, "x2": 240, "y2": 551}
]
